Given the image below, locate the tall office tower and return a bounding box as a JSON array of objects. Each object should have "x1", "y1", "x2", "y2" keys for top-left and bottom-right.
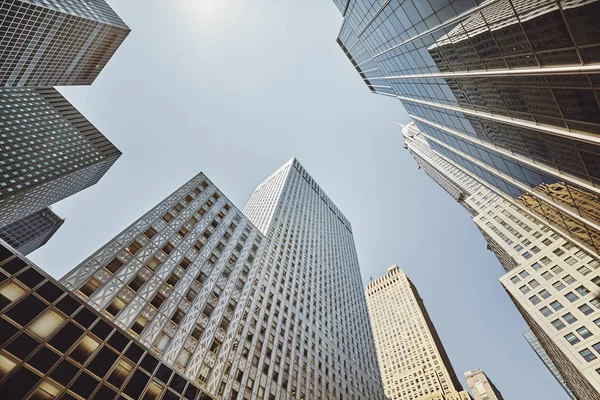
[
  {"x1": 0, "y1": 240, "x2": 214, "y2": 399},
  {"x1": 60, "y1": 173, "x2": 267, "y2": 399},
  {"x1": 0, "y1": 207, "x2": 63, "y2": 256},
  {"x1": 524, "y1": 330, "x2": 577, "y2": 400},
  {"x1": 403, "y1": 123, "x2": 600, "y2": 398},
  {"x1": 243, "y1": 158, "x2": 385, "y2": 399},
  {"x1": 333, "y1": 0, "x2": 600, "y2": 257},
  {"x1": 366, "y1": 265, "x2": 470, "y2": 400},
  {"x1": 464, "y1": 369, "x2": 503, "y2": 400},
  {"x1": 60, "y1": 159, "x2": 385, "y2": 399},
  {"x1": 0, "y1": 0, "x2": 130, "y2": 87},
  {"x1": 0, "y1": 87, "x2": 121, "y2": 227}
]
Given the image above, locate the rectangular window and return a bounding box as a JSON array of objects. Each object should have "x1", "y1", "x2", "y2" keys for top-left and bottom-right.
[
  {"x1": 143, "y1": 227, "x2": 157, "y2": 240},
  {"x1": 539, "y1": 289, "x2": 551, "y2": 299},
  {"x1": 579, "y1": 304, "x2": 594, "y2": 316},
  {"x1": 565, "y1": 333, "x2": 580, "y2": 345},
  {"x1": 551, "y1": 319, "x2": 565, "y2": 330},
  {"x1": 550, "y1": 301, "x2": 564, "y2": 311},
  {"x1": 80, "y1": 277, "x2": 101, "y2": 298},
  {"x1": 565, "y1": 292, "x2": 579, "y2": 303},
  {"x1": 579, "y1": 349, "x2": 596, "y2": 362},
  {"x1": 563, "y1": 313, "x2": 578, "y2": 324},
  {"x1": 577, "y1": 326, "x2": 593, "y2": 339},
  {"x1": 105, "y1": 258, "x2": 124, "y2": 274},
  {"x1": 529, "y1": 296, "x2": 541, "y2": 305}
]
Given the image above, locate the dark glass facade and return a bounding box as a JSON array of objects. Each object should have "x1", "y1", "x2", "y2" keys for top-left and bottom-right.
[
  {"x1": 0, "y1": 207, "x2": 63, "y2": 255},
  {"x1": 0, "y1": 87, "x2": 121, "y2": 227},
  {"x1": 0, "y1": 0, "x2": 130, "y2": 87},
  {"x1": 334, "y1": 0, "x2": 600, "y2": 255},
  {"x1": 0, "y1": 240, "x2": 214, "y2": 399}
]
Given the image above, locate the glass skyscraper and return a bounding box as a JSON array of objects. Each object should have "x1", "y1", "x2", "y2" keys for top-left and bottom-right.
[
  {"x1": 0, "y1": 87, "x2": 121, "y2": 227},
  {"x1": 61, "y1": 159, "x2": 385, "y2": 400},
  {"x1": 0, "y1": 207, "x2": 63, "y2": 256},
  {"x1": 0, "y1": 0, "x2": 130, "y2": 87},
  {"x1": 333, "y1": 0, "x2": 600, "y2": 257}
]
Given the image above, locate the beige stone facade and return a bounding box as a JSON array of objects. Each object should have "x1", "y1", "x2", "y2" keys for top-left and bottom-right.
[{"x1": 366, "y1": 266, "x2": 471, "y2": 400}]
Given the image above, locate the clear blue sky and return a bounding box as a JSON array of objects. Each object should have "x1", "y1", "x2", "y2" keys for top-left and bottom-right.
[{"x1": 32, "y1": 1, "x2": 567, "y2": 398}]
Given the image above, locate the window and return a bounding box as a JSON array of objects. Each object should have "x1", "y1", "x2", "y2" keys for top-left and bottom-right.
[
  {"x1": 551, "y1": 319, "x2": 566, "y2": 330},
  {"x1": 540, "y1": 307, "x2": 553, "y2": 317},
  {"x1": 562, "y1": 313, "x2": 578, "y2": 325},
  {"x1": 147, "y1": 257, "x2": 161, "y2": 271},
  {"x1": 80, "y1": 277, "x2": 101, "y2": 298},
  {"x1": 578, "y1": 266, "x2": 592, "y2": 276},
  {"x1": 127, "y1": 275, "x2": 145, "y2": 292},
  {"x1": 162, "y1": 212, "x2": 174, "y2": 223},
  {"x1": 519, "y1": 270, "x2": 529, "y2": 278},
  {"x1": 565, "y1": 257, "x2": 578, "y2": 266},
  {"x1": 539, "y1": 289, "x2": 551, "y2": 299},
  {"x1": 104, "y1": 258, "x2": 123, "y2": 274},
  {"x1": 529, "y1": 296, "x2": 541, "y2": 305},
  {"x1": 553, "y1": 281, "x2": 566, "y2": 291},
  {"x1": 565, "y1": 333, "x2": 580, "y2": 345},
  {"x1": 531, "y1": 262, "x2": 542, "y2": 271},
  {"x1": 541, "y1": 271, "x2": 554, "y2": 281},
  {"x1": 143, "y1": 227, "x2": 157, "y2": 240},
  {"x1": 594, "y1": 318, "x2": 600, "y2": 328},
  {"x1": 143, "y1": 382, "x2": 163, "y2": 400},
  {"x1": 565, "y1": 292, "x2": 579, "y2": 303},
  {"x1": 166, "y1": 274, "x2": 180, "y2": 287},
  {"x1": 156, "y1": 333, "x2": 171, "y2": 352},
  {"x1": 529, "y1": 279, "x2": 540, "y2": 288},
  {"x1": 108, "y1": 359, "x2": 134, "y2": 388},
  {"x1": 32, "y1": 381, "x2": 61, "y2": 400},
  {"x1": 510, "y1": 276, "x2": 521, "y2": 284},
  {"x1": 106, "y1": 298, "x2": 125, "y2": 317},
  {"x1": 540, "y1": 257, "x2": 551, "y2": 265},
  {"x1": 0, "y1": 281, "x2": 26, "y2": 305},
  {"x1": 551, "y1": 265, "x2": 563, "y2": 274},
  {"x1": 579, "y1": 304, "x2": 594, "y2": 316},
  {"x1": 580, "y1": 348, "x2": 597, "y2": 362},
  {"x1": 577, "y1": 326, "x2": 593, "y2": 339},
  {"x1": 519, "y1": 285, "x2": 530, "y2": 294},
  {"x1": 125, "y1": 241, "x2": 142, "y2": 256},
  {"x1": 550, "y1": 301, "x2": 564, "y2": 311},
  {"x1": 576, "y1": 286, "x2": 590, "y2": 297},
  {"x1": 70, "y1": 335, "x2": 100, "y2": 364},
  {"x1": 179, "y1": 258, "x2": 191, "y2": 270},
  {"x1": 563, "y1": 275, "x2": 576, "y2": 285},
  {"x1": 29, "y1": 310, "x2": 65, "y2": 339},
  {"x1": 593, "y1": 276, "x2": 600, "y2": 287},
  {"x1": 151, "y1": 292, "x2": 166, "y2": 309},
  {"x1": 171, "y1": 310, "x2": 185, "y2": 325},
  {"x1": 553, "y1": 248, "x2": 565, "y2": 257},
  {"x1": 162, "y1": 243, "x2": 174, "y2": 255},
  {"x1": 131, "y1": 315, "x2": 148, "y2": 335},
  {"x1": 0, "y1": 353, "x2": 17, "y2": 379},
  {"x1": 591, "y1": 297, "x2": 600, "y2": 309},
  {"x1": 177, "y1": 349, "x2": 192, "y2": 368}
]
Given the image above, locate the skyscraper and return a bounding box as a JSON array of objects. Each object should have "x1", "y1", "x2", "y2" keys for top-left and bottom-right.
[
  {"x1": 464, "y1": 369, "x2": 503, "y2": 400},
  {"x1": 333, "y1": 0, "x2": 600, "y2": 257},
  {"x1": 0, "y1": 207, "x2": 63, "y2": 255},
  {"x1": 402, "y1": 122, "x2": 600, "y2": 398},
  {"x1": 523, "y1": 330, "x2": 577, "y2": 400},
  {"x1": 0, "y1": 0, "x2": 130, "y2": 87},
  {"x1": 0, "y1": 87, "x2": 122, "y2": 227},
  {"x1": 0, "y1": 239, "x2": 214, "y2": 400},
  {"x1": 366, "y1": 265, "x2": 471, "y2": 400},
  {"x1": 61, "y1": 159, "x2": 385, "y2": 399}
]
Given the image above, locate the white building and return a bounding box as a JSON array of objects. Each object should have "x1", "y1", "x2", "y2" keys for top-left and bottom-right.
[
  {"x1": 366, "y1": 265, "x2": 471, "y2": 400},
  {"x1": 464, "y1": 369, "x2": 503, "y2": 400},
  {"x1": 403, "y1": 123, "x2": 600, "y2": 399},
  {"x1": 61, "y1": 159, "x2": 385, "y2": 399}
]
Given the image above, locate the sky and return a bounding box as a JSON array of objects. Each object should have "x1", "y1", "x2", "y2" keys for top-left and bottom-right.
[{"x1": 30, "y1": 1, "x2": 568, "y2": 398}]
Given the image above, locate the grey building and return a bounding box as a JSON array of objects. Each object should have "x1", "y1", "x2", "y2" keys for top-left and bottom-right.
[
  {"x1": 0, "y1": 87, "x2": 121, "y2": 227},
  {"x1": 0, "y1": 0, "x2": 130, "y2": 87},
  {"x1": 0, "y1": 239, "x2": 214, "y2": 399},
  {"x1": 0, "y1": 207, "x2": 63, "y2": 255},
  {"x1": 333, "y1": 0, "x2": 600, "y2": 257},
  {"x1": 61, "y1": 159, "x2": 385, "y2": 399},
  {"x1": 524, "y1": 330, "x2": 577, "y2": 399}
]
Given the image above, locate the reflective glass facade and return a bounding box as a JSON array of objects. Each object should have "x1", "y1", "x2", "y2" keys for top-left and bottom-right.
[
  {"x1": 334, "y1": 0, "x2": 600, "y2": 256},
  {"x1": 0, "y1": 207, "x2": 63, "y2": 255},
  {"x1": 0, "y1": 240, "x2": 214, "y2": 400},
  {"x1": 0, "y1": 0, "x2": 130, "y2": 87},
  {"x1": 0, "y1": 87, "x2": 121, "y2": 227}
]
